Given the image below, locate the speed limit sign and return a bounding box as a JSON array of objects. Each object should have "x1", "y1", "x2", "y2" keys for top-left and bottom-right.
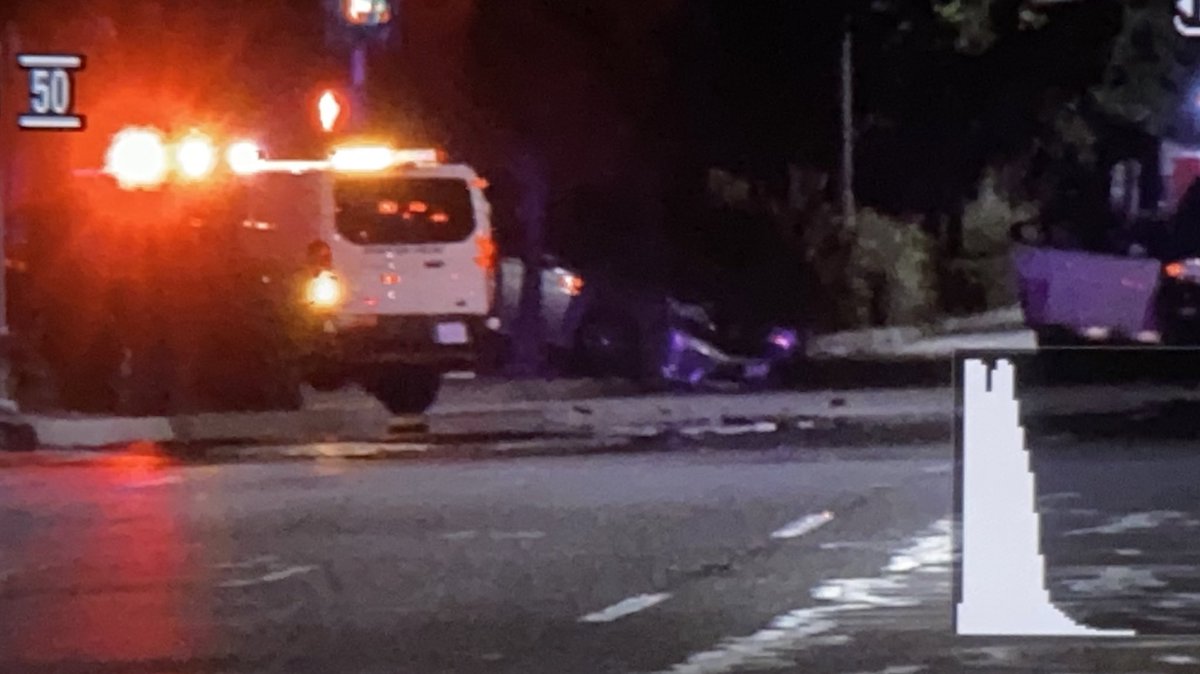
[
  {"x1": 1178, "y1": 0, "x2": 1200, "y2": 37},
  {"x1": 16, "y1": 53, "x2": 85, "y2": 131}
]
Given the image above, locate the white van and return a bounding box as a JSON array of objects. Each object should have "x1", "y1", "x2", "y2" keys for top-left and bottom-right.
[{"x1": 236, "y1": 146, "x2": 500, "y2": 414}]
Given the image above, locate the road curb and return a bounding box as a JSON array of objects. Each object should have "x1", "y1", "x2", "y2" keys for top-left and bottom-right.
[
  {"x1": 24, "y1": 383, "x2": 1200, "y2": 452},
  {"x1": 25, "y1": 386, "x2": 956, "y2": 449},
  {"x1": 152, "y1": 416, "x2": 955, "y2": 464}
]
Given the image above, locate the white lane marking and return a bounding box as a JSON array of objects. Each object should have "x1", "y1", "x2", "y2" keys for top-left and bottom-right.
[
  {"x1": 120, "y1": 476, "x2": 182, "y2": 489},
  {"x1": 921, "y1": 463, "x2": 951, "y2": 475},
  {"x1": 610, "y1": 425, "x2": 665, "y2": 438},
  {"x1": 1153, "y1": 592, "x2": 1200, "y2": 610},
  {"x1": 849, "y1": 667, "x2": 926, "y2": 674},
  {"x1": 885, "y1": 531, "x2": 948, "y2": 573},
  {"x1": 489, "y1": 530, "x2": 545, "y2": 541},
  {"x1": 219, "y1": 565, "x2": 317, "y2": 588},
  {"x1": 811, "y1": 576, "x2": 919, "y2": 608},
  {"x1": 1063, "y1": 567, "x2": 1166, "y2": 594},
  {"x1": 1037, "y1": 492, "x2": 1081, "y2": 503},
  {"x1": 1065, "y1": 511, "x2": 1186, "y2": 536},
  {"x1": 771, "y1": 511, "x2": 835, "y2": 540},
  {"x1": 440, "y1": 530, "x2": 546, "y2": 541},
  {"x1": 579, "y1": 593, "x2": 672, "y2": 623},
  {"x1": 1158, "y1": 655, "x2": 1200, "y2": 666},
  {"x1": 956, "y1": 646, "x2": 1023, "y2": 666},
  {"x1": 681, "y1": 421, "x2": 779, "y2": 437},
  {"x1": 819, "y1": 541, "x2": 883, "y2": 551},
  {"x1": 1114, "y1": 549, "x2": 1143, "y2": 557},
  {"x1": 657, "y1": 519, "x2": 951, "y2": 674}
]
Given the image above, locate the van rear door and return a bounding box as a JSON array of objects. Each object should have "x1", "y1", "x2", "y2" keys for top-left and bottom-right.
[{"x1": 329, "y1": 172, "x2": 492, "y2": 316}]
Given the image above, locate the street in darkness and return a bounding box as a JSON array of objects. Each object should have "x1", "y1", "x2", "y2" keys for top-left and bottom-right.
[{"x1": 7, "y1": 406, "x2": 1200, "y2": 674}]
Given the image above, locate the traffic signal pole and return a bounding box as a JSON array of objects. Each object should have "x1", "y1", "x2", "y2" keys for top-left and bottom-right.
[
  {"x1": 350, "y1": 42, "x2": 368, "y2": 129},
  {"x1": 0, "y1": 21, "x2": 34, "y2": 451},
  {"x1": 328, "y1": 0, "x2": 396, "y2": 132},
  {"x1": 0, "y1": 23, "x2": 15, "y2": 409}
]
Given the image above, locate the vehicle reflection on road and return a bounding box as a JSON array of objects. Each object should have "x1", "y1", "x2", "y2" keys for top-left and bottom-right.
[{"x1": 2, "y1": 443, "x2": 206, "y2": 668}]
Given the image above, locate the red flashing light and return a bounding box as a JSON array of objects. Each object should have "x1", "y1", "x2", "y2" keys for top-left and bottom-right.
[
  {"x1": 343, "y1": 0, "x2": 392, "y2": 26},
  {"x1": 318, "y1": 90, "x2": 347, "y2": 133},
  {"x1": 474, "y1": 233, "x2": 497, "y2": 271}
]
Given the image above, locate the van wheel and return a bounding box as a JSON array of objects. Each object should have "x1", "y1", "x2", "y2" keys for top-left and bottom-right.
[
  {"x1": 305, "y1": 362, "x2": 348, "y2": 392},
  {"x1": 0, "y1": 421, "x2": 37, "y2": 452},
  {"x1": 366, "y1": 367, "x2": 442, "y2": 415}
]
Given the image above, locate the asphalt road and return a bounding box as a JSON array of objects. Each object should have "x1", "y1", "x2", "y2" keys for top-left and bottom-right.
[{"x1": 7, "y1": 421, "x2": 1200, "y2": 673}]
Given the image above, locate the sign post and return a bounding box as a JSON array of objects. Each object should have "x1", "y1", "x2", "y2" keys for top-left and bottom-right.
[
  {"x1": 0, "y1": 21, "x2": 45, "y2": 448},
  {"x1": 324, "y1": 0, "x2": 396, "y2": 131}
]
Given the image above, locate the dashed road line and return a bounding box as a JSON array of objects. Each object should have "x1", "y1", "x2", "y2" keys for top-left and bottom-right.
[
  {"x1": 579, "y1": 593, "x2": 672, "y2": 623},
  {"x1": 771, "y1": 511, "x2": 835, "y2": 540},
  {"x1": 219, "y1": 565, "x2": 317, "y2": 588},
  {"x1": 655, "y1": 519, "x2": 952, "y2": 674},
  {"x1": 488, "y1": 530, "x2": 545, "y2": 541}
]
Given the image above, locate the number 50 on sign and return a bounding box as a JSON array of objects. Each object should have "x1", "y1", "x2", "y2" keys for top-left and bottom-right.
[
  {"x1": 17, "y1": 54, "x2": 85, "y2": 131},
  {"x1": 1179, "y1": 0, "x2": 1200, "y2": 37}
]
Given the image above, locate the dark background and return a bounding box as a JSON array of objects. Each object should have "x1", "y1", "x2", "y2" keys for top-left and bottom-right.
[{"x1": 2, "y1": 0, "x2": 1197, "y2": 328}]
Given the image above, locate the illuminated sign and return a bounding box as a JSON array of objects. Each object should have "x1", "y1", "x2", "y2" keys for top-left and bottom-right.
[
  {"x1": 343, "y1": 0, "x2": 392, "y2": 26},
  {"x1": 1178, "y1": 0, "x2": 1200, "y2": 37},
  {"x1": 17, "y1": 53, "x2": 85, "y2": 131}
]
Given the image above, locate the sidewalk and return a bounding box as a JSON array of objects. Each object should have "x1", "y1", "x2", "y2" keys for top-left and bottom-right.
[
  {"x1": 13, "y1": 306, "x2": 1055, "y2": 450},
  {"x1": 807, "y1": 306, "x2": 1028, "y2": 358}
]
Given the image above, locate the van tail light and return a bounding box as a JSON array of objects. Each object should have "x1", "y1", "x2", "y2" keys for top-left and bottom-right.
[
  {"x1": 475, "y1": 232, "x2": 498, "y2": 307},
  {"x1": 307, "y1": 240, "x2": 333, "y2": 271},
  {"x1": 475, "y1": 233, "x2": 497, "y2": 271}
]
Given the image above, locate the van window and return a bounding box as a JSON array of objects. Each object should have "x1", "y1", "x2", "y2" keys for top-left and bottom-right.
[
  {"x1": 334, "y1": 177, "x2": 475, "y2": 245},
  {"x1": 233, "y1": 172, "x2": 327, "y2": 262}
]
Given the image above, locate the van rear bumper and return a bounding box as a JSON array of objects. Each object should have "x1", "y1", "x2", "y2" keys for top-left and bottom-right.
[{"x1": 307, "y1": 314, "x2": 499, "y2": 371}]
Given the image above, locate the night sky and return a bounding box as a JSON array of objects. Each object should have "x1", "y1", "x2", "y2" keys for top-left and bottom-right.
[{"x1": 1, "y1": 0, "x2": 1181, "y2": 309}]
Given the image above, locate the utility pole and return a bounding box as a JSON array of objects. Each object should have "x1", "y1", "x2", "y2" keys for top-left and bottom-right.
[
  {"x1": 840, "y1": 12, "x2": 857, "y2": 232},
  {"x1": 350, "y1": 41, "x2": 368, "y2": 126},
  {"x1": 0, "y1": 22, "x2": 15, "y2": 406},
  {"x1": 329, "y1": 0, "x2": 396, "y2": 131},
  {"x1": 0, "y1": 18, "x2": 35, "y2": 451}
]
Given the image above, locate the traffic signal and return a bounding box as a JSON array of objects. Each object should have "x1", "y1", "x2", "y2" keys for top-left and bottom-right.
[
  {"x1": 342, "y1": 0, "x2": 393, "y2": 26},
  {"x1": 317, "y1": 89, "x2": 348, "y2": 133},
  {"x1": 323, "y1": 0, "x2": 396, "y2": 50}
]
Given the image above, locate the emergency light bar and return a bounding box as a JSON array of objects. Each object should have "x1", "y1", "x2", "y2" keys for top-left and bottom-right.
[
  {"x1": 156, "y1": 146, "x2": 444, "y2": 178},
  {"x1": 330, "y1": 146, "x2": 396, "y2": 172},
  {"x1": 226, "y1": 141, "x2": 265, "y2": 175},
  {"x1": 100, "y1": 125, "x2": 266, "y2": 189},
  {"x1": 393, "y1": 148, "x2": 442, "y2": 165},
  {"x1": 328, "y1": 145, "x2": 442, "y2": 172},
  {"x1": 249, "y1": 160, "x2": 332, "y2": 174}
]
